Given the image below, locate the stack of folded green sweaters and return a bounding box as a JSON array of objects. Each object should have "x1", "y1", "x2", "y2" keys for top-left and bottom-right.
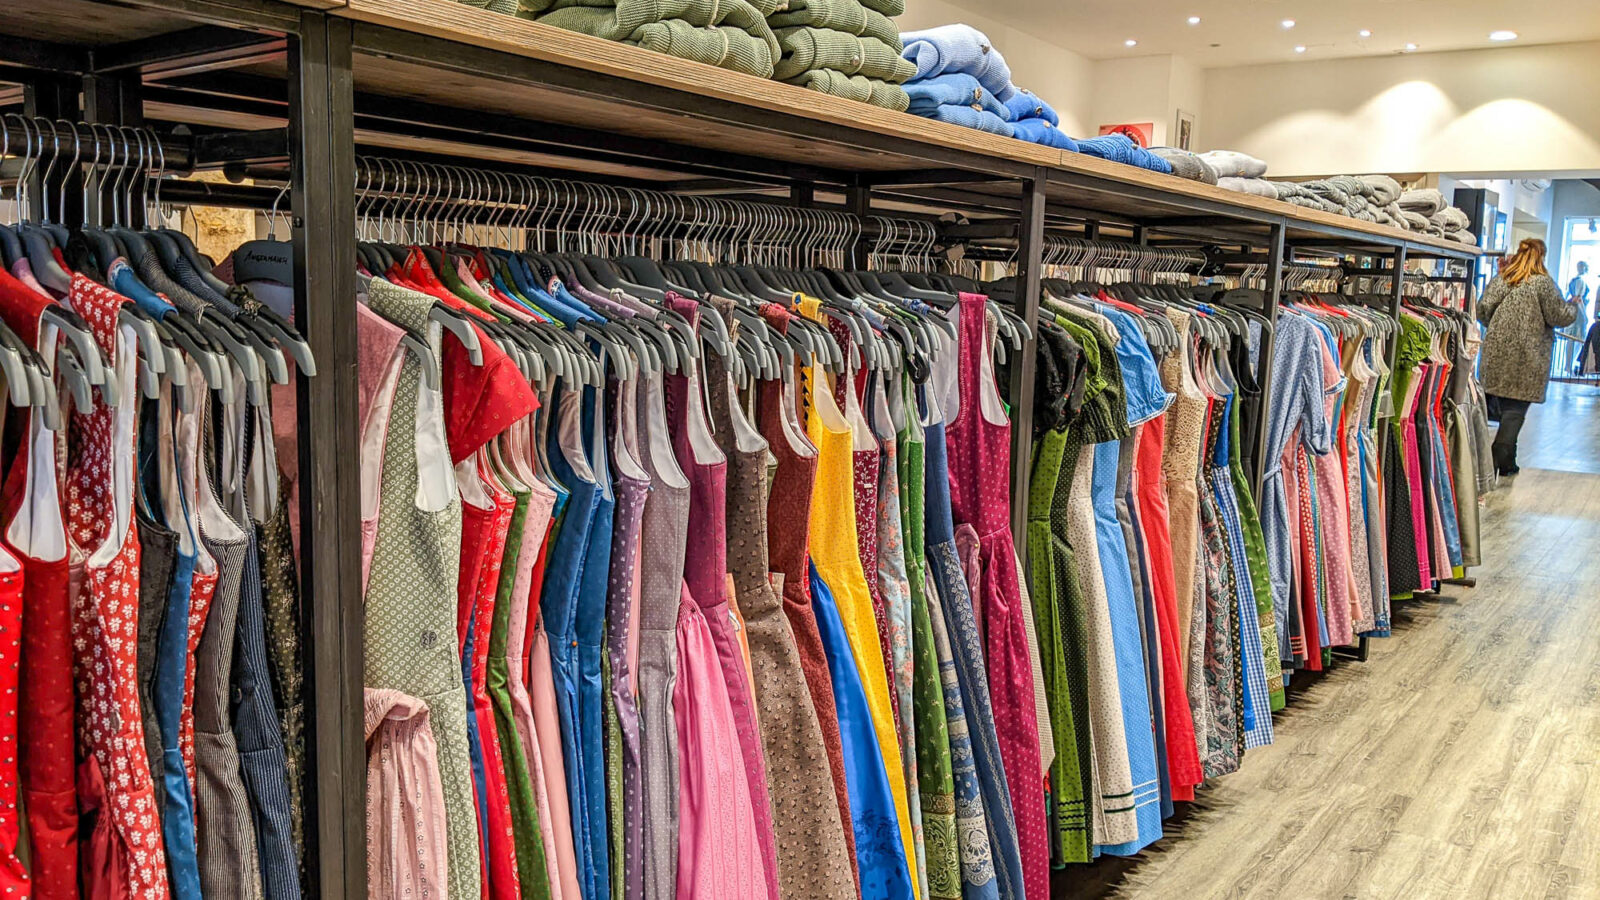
[
  {"x1": 517, "y1": 0, "x2": 786, "y2": 79},
  {"x1": 512, "y1": 0, "x2": 914, "y2": 107},
  {"x1": 767, "y1": 0, "x2": 915, "y2": 110}
]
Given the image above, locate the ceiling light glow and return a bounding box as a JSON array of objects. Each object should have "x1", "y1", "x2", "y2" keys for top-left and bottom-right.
[
  {"x1": 1359, "y1": 29, "x2": 1372, "y2": 38},
  {"x1": 1404, "y1": 42, "x2": 1418, "y2": 51},
  {"x1": 1295, "y1": 45, "x2": 1307, "y2": 53},
  {"x1": 1187, "y1": 15, "x2": 1201, "y2": 25},
  {"x1": 1125, "y1": 38, "x2": 1138, "y2": 47},
  {"x1": 1281, "y1": 19, "x2": 1296, "y2": 29},
  {"x1": 1489, "y1": 30, "x2": 1519, "y2": 41}
]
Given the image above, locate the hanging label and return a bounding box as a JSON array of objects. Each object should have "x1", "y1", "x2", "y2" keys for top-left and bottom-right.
[{"x1": 231, "y1": 240, "x2": 295, "y2": 286}]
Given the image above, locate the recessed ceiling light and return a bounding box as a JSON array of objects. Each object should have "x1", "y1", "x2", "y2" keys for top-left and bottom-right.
[
  {"x1": 1404, "y1": 42, "x2": 1419, "y2": 51},
  {"x1": 1125, "y1": 38, "x2": 1139, "y2": 47},
  {"x1": 1489, "y1": 30, "x2": 1519, "y2": 41},
  {"x1": 1281, "y1": 19, "x2": 1296, "y2": 29},
  {"x1": 1295, "y1": 45, "x2": 1307, "y2": 53},
  {"x1": 1188, "y1": 15, "x2": 1201, "y2": 25},
  {"x1": 1359, "y1": 29, "x2": 1372, "y2": 38}
]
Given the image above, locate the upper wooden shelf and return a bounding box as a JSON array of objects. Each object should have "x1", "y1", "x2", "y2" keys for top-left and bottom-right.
[{"x1": 327, "y1": 0, "x2": 1479, "y2": 258}]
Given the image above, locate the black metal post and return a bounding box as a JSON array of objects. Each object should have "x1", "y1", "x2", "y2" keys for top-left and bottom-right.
[
  {"x1": 1251, "y1": 223, "x2": 1286, "y2": 500},
  {"x1": 847, "y1": 180, "x2": 870, "y2": 268},
  {"x1": 21, "y1": 75, "x2": 79, "y2": 224},
  {"x1": 290, "y1": 12, "x2": 362, "y2": 900},
  {"x1": 80, "y1": 72, "x2": 145, "y2": 227},
  {"x1": 1009, "y1": 169, "x2": 1046, "y2": 549},
  {"x1": 1386, "y1": 247, "x2": 1408, "y2": 374},
  {"x1": 1355, "y1": 245, "x2": 1409, "y2": 661},
  {"x1": 790, "y1": 181, "x2": 815, "y2": 209}
]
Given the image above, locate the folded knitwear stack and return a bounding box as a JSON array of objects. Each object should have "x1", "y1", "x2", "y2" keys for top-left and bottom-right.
[
  {"x1": 1005, "y1": 89, "x2": 1079, "y2": 150},
  {"x1": 901, "y1": 24, "x2": 1016, "y2": 100},
  {"x1": 1218, "y1": 176, "x2": 1279, "y2": 199},
  {"x1": 1076, "y1": 134, "x2": 1173, "y2": 173},
  {"x1": 769, "y1": 0, "x2": 914, "y2": 109},
  {"x1": 897, "y1": 25, "x2": 1168, "y2": 168},
  {"x1": 1208, "y1": 157, "x2": 1476, "y2": 236},
  {"x1": 1150, "y1": 147, "x2": 1219, "y2": 184},
  {"x1": 896, "y1": 25, "x2": 1017, "y2": 134},
  {"x1": 519, "y1": 0, "x2": 783, "y2": 77},
  {"x1": 1399, "y1": 188, "x2": 1448, "y2": 216},
  {"x1": 1200, "y1": 150, "x2": 1268, "y2": 179},
  {"x1": 904, "y1": 72, "x2": 1014, "y2": 136},
  {"x1": 1431, "y1": 206, "x2": 1472, "y2": 238}
]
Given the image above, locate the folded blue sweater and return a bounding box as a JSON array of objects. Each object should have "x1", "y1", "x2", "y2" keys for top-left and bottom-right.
[
  {"x1": 900, "y1": 25, "x2": 1015, "y2": 101},
  {"x1": 1002, "y1": 89, "x2": 1057, "y2": 125},
  {"x1": 904, "y1": 73, "x2": 1008, "y2": 119},
  {"x1": 1075, "y1": 133, "x2": 1174, "y2": 173},
  {"x1": 1010, "y1": 117, "x2": 1078, "y2": 150},
  {"x1": 911, "y1": 102, "x2": 1014, "y2": 137}
]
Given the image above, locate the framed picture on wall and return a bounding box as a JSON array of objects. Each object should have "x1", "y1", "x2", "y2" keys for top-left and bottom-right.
[{"x1": 1174, "y1": 109, "x2": 1196, "y2": 151}]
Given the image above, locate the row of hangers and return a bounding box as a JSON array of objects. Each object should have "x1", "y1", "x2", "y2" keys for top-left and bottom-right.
[
  {"x1": 1021, "y1": 234, "x2": 1258, "y2": 358},
  {"x1": 311, "y1": 156, "x2": 1033, "y2": 399},
  {"x1": 0, "y1": 116, "x2": 316, "y2": 431},
  {"x1": 1008, "y1": 235, "x2": 1265, "y2": 403}
]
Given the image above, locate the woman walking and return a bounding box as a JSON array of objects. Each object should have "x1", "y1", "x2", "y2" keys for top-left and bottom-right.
[{"x1": 1478, "y1": 238, "x2": 1579, "y2": 476}]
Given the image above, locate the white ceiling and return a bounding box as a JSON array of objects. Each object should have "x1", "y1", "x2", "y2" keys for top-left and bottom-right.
[{"x1": 968, "y1": 0, "x2": 1600, "y2": 67}]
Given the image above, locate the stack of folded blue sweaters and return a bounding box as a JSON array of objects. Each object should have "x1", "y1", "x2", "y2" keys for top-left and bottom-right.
[{"x1": 897, "y1": 24, "x2": 1171, "y2": 173}]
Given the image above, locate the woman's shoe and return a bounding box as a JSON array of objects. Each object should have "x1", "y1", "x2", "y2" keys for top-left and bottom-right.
[{"x1": 1497, "y1": 465, "x2": 1521, "y2": 477}]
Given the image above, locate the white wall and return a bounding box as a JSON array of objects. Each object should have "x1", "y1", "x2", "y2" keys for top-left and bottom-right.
[
  {"x1": 898, "y1": 0, "x2": 1093, "y2": 138},
  {"x1": 1088, "y1": 54, "x2": 1205, "y2": 147},
  {"x1": 1199, "y1": 41, "x2": 1600, "y2": 177}
]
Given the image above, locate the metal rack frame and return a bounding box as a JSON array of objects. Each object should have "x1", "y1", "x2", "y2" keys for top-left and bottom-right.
[{"x1": 0, "y1": 4, "x2": 1482, "y2": 895}]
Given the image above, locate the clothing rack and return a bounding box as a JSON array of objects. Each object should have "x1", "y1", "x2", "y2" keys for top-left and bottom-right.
[{"x1": 0, "y1": 2, "x2": 1485, "y2": 893}]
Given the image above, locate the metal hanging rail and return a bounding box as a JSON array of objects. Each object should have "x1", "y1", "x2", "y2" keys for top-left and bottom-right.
[{"x1": 347, "y1": 154, "x2": 953, "y2": 270}]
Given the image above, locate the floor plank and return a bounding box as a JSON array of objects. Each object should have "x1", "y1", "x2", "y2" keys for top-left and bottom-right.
[{"x1": 1052, "y1": 382, "x2": 1600, "y2": 898}]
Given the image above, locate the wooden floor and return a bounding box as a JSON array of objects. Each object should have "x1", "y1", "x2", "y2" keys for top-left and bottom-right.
[{"x1": 1054, "y1": 382, "x2": 1600, "y2": 899}]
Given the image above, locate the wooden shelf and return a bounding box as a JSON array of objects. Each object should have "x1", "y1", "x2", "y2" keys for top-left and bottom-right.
[{"x1": 324, "y1": 0, "x2": 1478, "y2": 258}]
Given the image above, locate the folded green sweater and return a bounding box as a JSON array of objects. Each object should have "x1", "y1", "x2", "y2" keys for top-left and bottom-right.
[
  {"x1": 772, "y1": 26, "x2": 916, "y2": 82},
  {"x1": 522, "y1": 0, "x2": 782, "y2": 17},
  {"x1": 630, "y1": 19, "x2": 776, "y2": 75},
  {"x1": 536, "y1": 0, "x2": 779, "y2": 57},
  {"x1": 460, "y1": 0, "x2": 519, "y2": 15},
  {"x1": 857, "y1": 0, "x2": 901, "y2": 16},
  {"x1": 789, "y1": 68, "x2": 909, "y2": 110},
  {"x1": 767, "y1": 0, "x2": 900, "y2": 51}
]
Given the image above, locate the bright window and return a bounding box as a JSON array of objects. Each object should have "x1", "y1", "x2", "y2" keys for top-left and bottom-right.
[{"x1": 1559, "y1": 217, "x2": 1600, "y2": 342}]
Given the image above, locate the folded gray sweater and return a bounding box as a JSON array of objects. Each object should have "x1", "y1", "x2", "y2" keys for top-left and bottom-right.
[
  {"x1": 1361, "y1": 175, "x2": 1403, "y2": 206},
  {"x1": 1433, "y1": 207, "x2": 1471, "y2": 232},
  {"x1": 1200, "y1": 150, "x2": 1268, "y2": 179},
  {"x1": 1150, "y1": 147, "x2": 1218, "y2": 185},
  {"x1": 1399, "y1": 188, "x2": 1447, "y2": 216},
  {"x1": 1218, "y1": 176, "x2": 1278, "y2": 199}
]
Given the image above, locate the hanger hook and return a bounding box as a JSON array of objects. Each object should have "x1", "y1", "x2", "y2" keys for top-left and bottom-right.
[
  {"x1": 11, "y1": 116, "x2": 38, "y2": 222},
  {"x1": 34, "y1": 117, "x2": 62, "y2": 224}
]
